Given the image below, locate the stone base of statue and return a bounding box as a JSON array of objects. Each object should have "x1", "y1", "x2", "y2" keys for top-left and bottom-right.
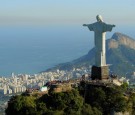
[{"x1": 91, "y1": 65, "x2": 109, "y2": 80}]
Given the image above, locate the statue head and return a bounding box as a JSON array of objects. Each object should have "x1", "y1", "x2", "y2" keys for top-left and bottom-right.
[{"x1": 96, "y1": 15, "x2": 103, "y2": 22}]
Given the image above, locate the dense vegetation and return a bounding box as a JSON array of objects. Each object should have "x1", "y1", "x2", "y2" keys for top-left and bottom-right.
[
  {"x1": 5, "y1": 82, "x2": 135, "y2": 115},
  {"x1": 6, "y1": 89, "x2": 101, "y2": 115}
]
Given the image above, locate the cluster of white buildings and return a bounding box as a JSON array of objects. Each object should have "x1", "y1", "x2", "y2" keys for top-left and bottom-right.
[{"x1": 0, "y1": 66, "x2": 91, "y2": 95}]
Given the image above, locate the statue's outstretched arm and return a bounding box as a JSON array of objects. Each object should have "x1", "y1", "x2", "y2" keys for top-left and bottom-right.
[
  {"x1": 112, "y1": 25, "x2": 115, "y2": 27},
  {"x1": 83, "y1": 24, "x2": 88, "y2": 26}
]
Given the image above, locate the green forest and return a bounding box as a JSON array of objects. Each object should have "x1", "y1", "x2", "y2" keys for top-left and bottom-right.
[{"x1": 5, "y1": 82, "x2": 135, "y2": 115}]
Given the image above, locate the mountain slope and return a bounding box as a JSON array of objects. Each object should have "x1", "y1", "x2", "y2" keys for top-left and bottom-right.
[{"x1": 47, "y1": 32, "x2": 135, "y2": 76}]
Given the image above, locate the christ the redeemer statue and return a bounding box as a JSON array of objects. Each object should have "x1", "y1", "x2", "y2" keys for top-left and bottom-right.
[{"x1": 83, "y1": 15, "x2": 115, "y2": 67}]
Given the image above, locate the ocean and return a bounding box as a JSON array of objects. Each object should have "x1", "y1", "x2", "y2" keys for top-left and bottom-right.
[{"x1": 0, "y1": 25, "x2": 134, "y2": 77}]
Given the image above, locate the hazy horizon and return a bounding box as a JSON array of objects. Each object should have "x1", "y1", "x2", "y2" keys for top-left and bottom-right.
[{"x1": 0, "y1": 0, "x2": 135, "y2": 26}]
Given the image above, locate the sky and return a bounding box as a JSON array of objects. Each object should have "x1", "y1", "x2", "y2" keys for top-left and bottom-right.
[{"x1": 0, "y1": 0, "x2": 135, "y2": 26}]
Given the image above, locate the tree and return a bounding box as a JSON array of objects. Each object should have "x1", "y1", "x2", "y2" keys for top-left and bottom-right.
[
  {"x1": 128, "y1": 93, "x2": 135, "y2": 115},
  {"x1": 6, "y1": 84, "x2": 128, "y2": 115},
  {"x1": 38, "y1": 89, "x2": 84, "y2": 114},
  {"x1": 6, "y1": 95, "x2": 36, "y2": 115},
  {"x1": 105, "y1": 86, "x2": 127, "y2": 113},
  {"x1": 81, "y1": 103, "x2": 102, "y2": 115},
  {"x1": 85, "y1": 85, "x2": 127, "y2": 114},
  {"x1": 36, "y1": 102, "x2": 47, "y2": 115},
  {"x1": 85, "y1": 86, "x2": 106, "y2": 112},
  {"x1": 121, "y1": 82, "x2": 128, "y2": 92}
]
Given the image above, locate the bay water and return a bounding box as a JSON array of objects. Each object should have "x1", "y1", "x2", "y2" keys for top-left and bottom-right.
[{"x1": 0, "y1": 25, "x2": 134, "y2": 77}]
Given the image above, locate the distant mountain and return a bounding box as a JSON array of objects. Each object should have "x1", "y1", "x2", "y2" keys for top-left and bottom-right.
[
  {"x1": 47, "y1": 32, "x2": 135, "y2": 77},
  {"x1": 106, "y1": 32, "x2": 135, "y2": 76}
]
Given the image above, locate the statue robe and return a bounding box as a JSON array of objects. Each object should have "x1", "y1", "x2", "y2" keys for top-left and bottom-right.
[{"x1": 87, "y1": 22, "x2": 114, "y2": 67}]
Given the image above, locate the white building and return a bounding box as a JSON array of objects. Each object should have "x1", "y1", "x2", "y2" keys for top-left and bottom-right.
[
  {"x1": 7, "y1": 88, "x2": 12, "y2": 94},
  {"x1": 0, "y1": 88, "x2": 5, "y2": 95},
  {"x1": 40, "y1": 86, "x2": 47, "y2": 92}
]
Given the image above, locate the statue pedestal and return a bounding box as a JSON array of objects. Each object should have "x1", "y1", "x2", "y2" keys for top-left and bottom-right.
[{"x1": 91, "y1": 65, "x2": 109, "y2": 80}]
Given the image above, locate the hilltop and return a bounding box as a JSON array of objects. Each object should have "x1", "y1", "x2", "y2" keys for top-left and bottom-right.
[{"x1": 47, "y1": 32, "x2": 135, "y2": 77}]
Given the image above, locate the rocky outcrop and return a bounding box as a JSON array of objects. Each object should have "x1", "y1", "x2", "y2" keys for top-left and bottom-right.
[
  {"x1": 107, "y1": 32, "x2": 135, "y2": 50},
  {"x1": 107, "y1": 39, "x2": 119, "y2": 49}
]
